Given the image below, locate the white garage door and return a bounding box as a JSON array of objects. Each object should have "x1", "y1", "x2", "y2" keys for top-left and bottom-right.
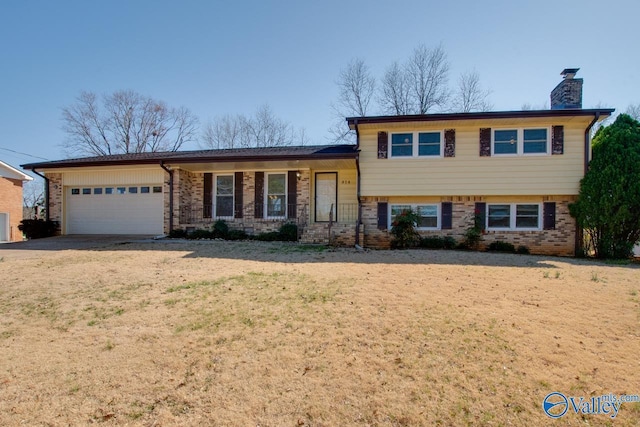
[{"x1": 66, "y1": 185, "x2": 164, "y2": 234}]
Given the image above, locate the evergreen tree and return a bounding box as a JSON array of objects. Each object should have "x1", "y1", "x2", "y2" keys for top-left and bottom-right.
[{"x1": 570, "y1": 114, "x2": 640, "y2": 258}]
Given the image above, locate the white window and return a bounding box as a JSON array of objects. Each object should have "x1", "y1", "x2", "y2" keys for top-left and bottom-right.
[
  {"x1": 215, "y1": 175, "x2": 234, "y2": 218},
  {"x1": 390, "y1": 131, "x2": 443, "y2": 157},
  {"x1": 266, "y1": 173, "x2": 287, "y2": 218},
  {"x1": 492, "y1": 128, "x2": 549, "y2": 156},
  {"x1": 487, "y1": 203, "x2": 541, "y2": 230},
  {"x1": 390, "y1": 204, "x2": 440, "y2": 229}
]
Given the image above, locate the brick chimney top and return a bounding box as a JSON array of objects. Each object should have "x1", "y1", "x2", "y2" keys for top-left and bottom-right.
[
  {"x1": 551, "y1": 68, "x2": 583, "y2": 110},
  {"x1": 560, "y1": 68, "x2": 580, "y2": 79}
]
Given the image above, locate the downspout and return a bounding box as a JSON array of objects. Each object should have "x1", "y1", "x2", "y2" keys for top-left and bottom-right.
[
  {"x1": 576, "y1": 112, "x2": 601, "y2": 254},
  {"x1": 354, "y1": 119, "x2": 362, "y2": 247},
  {"x1": 160, "y1": 161, "x2": 174, "y2": 234},
  {"x1": 584, "y1": 112, "x2": 601, "y2": 175},
  {"x1": 30, "y1": 169, "x2": 50, "y2": 222}
]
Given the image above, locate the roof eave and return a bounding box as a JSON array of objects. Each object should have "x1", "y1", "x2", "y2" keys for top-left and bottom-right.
[{"x1": 346, "y1": 109, "x2": 616, "y2": 128}]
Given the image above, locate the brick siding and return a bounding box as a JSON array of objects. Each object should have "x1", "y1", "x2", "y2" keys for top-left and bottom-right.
[{"x1": 0, "y1": 177, "x2": 25, "y2": 242}]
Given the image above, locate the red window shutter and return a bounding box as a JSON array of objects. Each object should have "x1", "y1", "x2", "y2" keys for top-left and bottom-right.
[
  {"x1": 475, "y1": 202, "x2": 486, "y2": 232},
  {"x1": 543, "y1": 202, "x2": 556, "y2": 230},
  {"x1": 287, "y1": 171, "x2": 297, "y2": 219},
  {"x1": 203, "y1": 173, "x2": 212, "y2": 219},
  {"x1": 444, "y1": 129, "x2": 455, "y2": 157},
  {"x1": 378, "y1": 132, "x2": 388, "y2": 159},
  {"x1": 234, "y1": 172, "x2": 243, "y2": 219},
  {"x1": 254, "y1": 172, "x2": 264, "y2": 218},
  {"x1": 479, "y1": 128, "x2": 491, "y2": 157},
  {"x1": 377, "y1": 202, "x2": 388, "y2": 230},
  {"x1": 552, "y1": 126, "x2": 564, "y2": 155},
  {"x1": 441, "y1": 202, "x2": 453, "y2": 229}
]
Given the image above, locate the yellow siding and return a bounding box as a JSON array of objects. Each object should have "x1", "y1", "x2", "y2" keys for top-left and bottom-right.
[
  {"x1": 58, "y1": 167, "x2": 165, "y2": 186},
  {"x1": 359, "y1": 120, "x2": 588, "y2": 197}
]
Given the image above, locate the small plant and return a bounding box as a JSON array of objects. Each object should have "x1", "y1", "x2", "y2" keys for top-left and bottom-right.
[
  {"x1": 554, "y1": 271, "x2": 561, "y2": 279},
  {"x1": 189, "y1": 229, "x2": 214, "y2": 239},
  {"x1": 516, "y1": 245, "x2": 530, "y2": 255},
  {"x1": 419, "y1": 236, "x2": 446, "y2": 249},
  {"x1": 543, "y1": 271, "x2": 550, "y2": 279},
  {"x1": 168, "y1": 228, "x2": 188, "y2": 238},
  {"x1": 18, "y1": 219, "x2": 58, "y2": 239},
  {"x1": 487, "y1": 241, "x2": 516, "y2": 253},
  {"x1": 278, "y1": 222, "x2": 298, "y2": 242},
  {"x1": 226, "y1": 229, "x2": 248, "y2": 240},
  {"x1": 390, "y1": 209, "x2": 420, "y2": 249},
  {"x1": 591, "y1": 272, "x2": 600, "y2": 282},
  {"x1": 212, "y1": 220, "x2": 229, "y2": 239}
]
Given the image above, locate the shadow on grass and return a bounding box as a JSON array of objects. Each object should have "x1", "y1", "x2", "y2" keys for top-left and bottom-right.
[{"x1": 2, "y1": 235, "x2": 638, "y2": 270}]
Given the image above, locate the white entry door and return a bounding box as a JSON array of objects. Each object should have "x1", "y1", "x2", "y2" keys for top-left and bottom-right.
[
  {"x1": 0, "y1": 213, "x2": 8, "y2": 242},
  {"x1": 315, "y1": 172, "x2": 337, "y2": 222}
]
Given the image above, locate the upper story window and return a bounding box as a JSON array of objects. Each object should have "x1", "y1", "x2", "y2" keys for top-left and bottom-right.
[
  {"x1": 493, "y1": 128, "x2": 549, "y2": 156},
  {"x1": 391, "y1": 131, "x2": 442, "y2": 157}
]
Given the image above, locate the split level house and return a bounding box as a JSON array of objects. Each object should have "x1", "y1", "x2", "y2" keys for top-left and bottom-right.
[
  {"x1": 0, "y1": 160, "x2": 33, "y2": 243},
  {"x1": 22, "y1": 69, "x2": 613, "y2": 256}
]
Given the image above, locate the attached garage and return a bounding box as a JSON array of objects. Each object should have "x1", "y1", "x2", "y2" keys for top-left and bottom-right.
[
  {"x1": 59, "y1": 167, "x2": 166, "y2": 235},
  {"x1": 66, "y1": 185, "x2": 164, "y2": 234}
]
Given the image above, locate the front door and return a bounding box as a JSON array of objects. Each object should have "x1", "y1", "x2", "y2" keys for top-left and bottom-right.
[{"x1": 315, "y1": 172, "x2": 337, "y2": 222}]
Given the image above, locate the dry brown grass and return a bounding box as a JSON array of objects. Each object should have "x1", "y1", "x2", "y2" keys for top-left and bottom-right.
[{"x1": 0, "y1": 240, "x2": 639, "y2": 426}]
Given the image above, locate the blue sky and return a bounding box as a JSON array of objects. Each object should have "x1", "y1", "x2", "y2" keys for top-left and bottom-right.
[{"x1": 1, "y1": 0, "x2": 638, "y2": 171}]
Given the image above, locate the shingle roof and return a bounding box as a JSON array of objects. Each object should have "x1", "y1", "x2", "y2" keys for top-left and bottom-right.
[{"x1": 22, "y1": 144, "x2": 358, "y2": 170}]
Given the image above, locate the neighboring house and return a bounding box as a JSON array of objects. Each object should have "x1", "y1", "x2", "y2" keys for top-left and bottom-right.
[
  {"x1": 0, "y1": 160, "x2": 33, "y2": 243},
  {"x1": 21, "y1": 69, "x2": 613, "y2": 255},
  {"x1": 348, "y1": 69, "x2": 612, "y2": 255}
]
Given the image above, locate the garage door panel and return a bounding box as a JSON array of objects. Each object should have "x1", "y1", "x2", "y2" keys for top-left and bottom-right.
[{"x1": 66, "y1": 187, "x2": 164, "y2": 234}]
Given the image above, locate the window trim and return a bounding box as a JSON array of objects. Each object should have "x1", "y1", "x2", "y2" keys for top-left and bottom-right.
[
  {"x1": 389, "y1": 203, "x2": 441, "y2": 230},
  {"x1": 491, "y1": 127, "x2": 550, "y2": 156},
  {"x1": 389, "y1": 131, "x2": 444, "y2": 158},
  {"x1": 265, "y1": 172, "x2": 288, "y2": 219},
  {"x1": 213, "y1": 174, "x2": 235, "y2": 219},
  {"x1": 486, "y1": 203, "x2": 542, "y2": 231}
]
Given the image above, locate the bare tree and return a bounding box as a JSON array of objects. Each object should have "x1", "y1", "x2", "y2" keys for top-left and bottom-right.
[
  {"x1": 626, "y1": 103, "x2": 640, "y2": 121},
  {"x1": 23, "y1": 179, "x2": 45, "y2": 219},
  {"x1": 406, "y1": 44, "x2": 450, "y2": 114},
  {"x1": 451, "y1": 70, "x2": 493, "y2": 113},
  {"x1": 330, "y1": 58, "x2": 376, "y2": 142},
  {"x1": 379, "y1": 61, "x2": 412, "y2": 115},
  {"x1": 200, "y1": 104, "x2": 307, "y2": 149},
  {"x1": 61, "y1": 90, "x2": 199, "y2": 156}
]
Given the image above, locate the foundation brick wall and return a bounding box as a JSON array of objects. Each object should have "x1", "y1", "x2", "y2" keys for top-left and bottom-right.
[
  {"x1": 0, "y1": 177, "x2": 25, "y2": 242},
  {"x1": 360, "y1": 197, "x2": 577, "y2": 256}
]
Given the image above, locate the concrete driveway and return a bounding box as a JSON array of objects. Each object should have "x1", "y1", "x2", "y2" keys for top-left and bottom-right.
[{"x1": 0, "y1": 235, "x2": 157, "y2": 260}]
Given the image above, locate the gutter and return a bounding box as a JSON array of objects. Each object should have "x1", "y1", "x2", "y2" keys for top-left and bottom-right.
[
  {"x1": 160, "y1": 161, "x2": 174, "y2": 233},
  {"x1": 584, "y1": 112, "x2": 601, "y2": 175},
  {"x1": 575, "y1": 112, "x2": 602, "y2": 255},
  {"x1": 354, "y1": 119, "x2": 362, "y2": 247},
  {"x1": 29, "y1": 169, "x2": 50, "y2": 222}
]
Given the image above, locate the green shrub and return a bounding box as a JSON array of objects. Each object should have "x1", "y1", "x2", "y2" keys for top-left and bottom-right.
[
  {"x1": 390, "y1": 209, "x2": 420, "y2": 249},
  {"x1": 18, "y1": 219, "x2": 58, "y2": 239},
  {"x1": 278, "y1": 222, "x2": 298, "y2": 242},
  {"x1": 516, "y1": 245, "x2": 530, "y2": 255},
  {"x1": 212, "y1": 220, "x2": 229, "y2": 239},
  {"x1": 189, "y1": 229, "x2": 214, "y2": 239},
  {"x1": 168, "y1": 228, "x2": 188, "y2": 238},
  {"x1": 487, "y1": 241, "x2": 516, "y2": 253},
  {"x1": 419, "y1": 236, "x2": 446, "y2": 249},
  {"x1": 226, "y1": 229, "x2": 248, "y2": 240},
  {"x1": 443, "y1": 236, "x2": 457, "y2": 249},
  {"x1": 463, "y1": 227, "x2": 482, "y2": 250},
  {"x1": 254, "y1": 231, "x2": 281, "y2": 241}
]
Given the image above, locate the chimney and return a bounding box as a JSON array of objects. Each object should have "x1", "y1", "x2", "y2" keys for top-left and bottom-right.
[{"x1": 550, "y1": 68, "x2": 583, "y2": 109}]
